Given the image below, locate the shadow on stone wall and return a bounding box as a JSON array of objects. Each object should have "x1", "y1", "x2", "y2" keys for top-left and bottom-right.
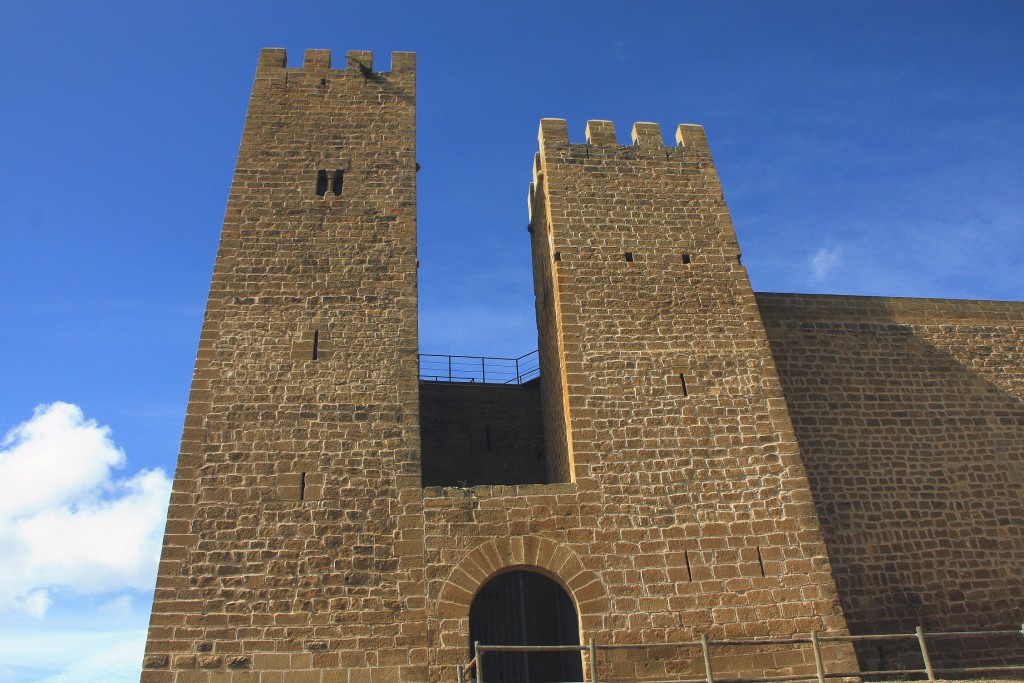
[
  {"x1": 758, "y1": 293, "x2": 1024, "y2": 673},
  {"x1": 420, "y1": 380, "x2": 547, "y2": 487}
]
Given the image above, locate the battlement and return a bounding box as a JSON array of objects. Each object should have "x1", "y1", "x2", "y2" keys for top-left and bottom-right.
[
  {"x1": 255, "y1": 47, "x2": 415, "y2": 76},
  {"x1": 537, "y1": 117, "x2": 709, "y2": 150},
  {"x1": 144, "y1": 48, "x2": 1024, "y2": 683}
]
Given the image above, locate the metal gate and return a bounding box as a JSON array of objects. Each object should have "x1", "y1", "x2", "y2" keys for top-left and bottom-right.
[{"x1": 469, "y1": 571, "x2": 583, "y2": 683}]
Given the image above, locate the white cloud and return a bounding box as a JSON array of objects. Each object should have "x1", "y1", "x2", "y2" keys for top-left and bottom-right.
[
  {"x1": 0, "y1": 627, "x2": 146, "y2": 683},
  {"x1": 809, "y1": 246, "x2": 842, "y2": 283},
  {"x1": 0, "y1": 402, "x2": 171, "y2": 617},
  {"x1": 99, "y1": 594, "x2": 136, "y2": 618},
  {"x1": 35, "y1": 636, "x2": 145, "y2": 683}
]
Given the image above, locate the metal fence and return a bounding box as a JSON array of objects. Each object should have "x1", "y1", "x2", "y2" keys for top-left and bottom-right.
[
  {"x1": 420, "y1": 350, "x2": 539, "y2": 385},
  {"x1": 457, "y1": 625, "x2": 1024, "y2": 683}
]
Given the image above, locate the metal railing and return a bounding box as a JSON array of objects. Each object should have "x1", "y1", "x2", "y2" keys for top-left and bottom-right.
[
  {"x1": 457, "y1": 625, "x2": 1024, "y2": 683},
  {"x1": 420, "y1": 350, "x2": 539, "y2": 385}
]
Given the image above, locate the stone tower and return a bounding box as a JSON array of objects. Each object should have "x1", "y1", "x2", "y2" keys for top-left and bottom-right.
[
  {"x1": 141, "y1": 49, "x2": 428, "y2": 681},
  {"x1": 144, "y1": 47, "x2": 871, "y2": 683},
  {"x1": 519, "y1": 119, "x2": 857, "y2": 672}
]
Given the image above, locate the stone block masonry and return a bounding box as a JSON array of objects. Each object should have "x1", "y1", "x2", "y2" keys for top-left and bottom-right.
[
  {"x1": 759, "y1": 294, "x2": 1024, "y2": 670},
  {"x1": 507, "y1": 118, "x2": 859, "y2": 682},
  {"x1": 420, "y1": 381, "x2": 547, "y2": 488},
  {"x1": 143, "y1": 47, "x2": 1023, "y2": 683},
  {"x1": 142, "y1": 48, "x2": 426, "y2": 683}
]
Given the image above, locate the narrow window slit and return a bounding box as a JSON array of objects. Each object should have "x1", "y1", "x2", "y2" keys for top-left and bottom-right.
[
  {"x1": 682, "y1": 253, "x2": 691, "y2": 264},
  {"x1": 332, "y1": 170, "x2": 344, "y2": 196},
  {"x1": 679, "y1": 374, "x2": 688, "y2": 397},
  {"x1": 485, "y1": 425, "x2": 492, "y2": 452},
  {"x1": 684, "y1": 551, "x2": 693, "y2": 582},
  {"x1": 299, "y1": 472, "x2": 307, "y2": 501},
  {"x1": 312, "y1": 330, "x2": 319, "y2": 360},
  {"x1": 624, "y1": 252, "x2": 634, "y2": 262},
  {"x1": 315, "y1": 171, "x2": 328, "y2": 197},
  {"x1": 554, "y1": 251, "x2": 561, "y2": 262},
  {"x1": 756, "y1": 546, "x2": 765, "y2": 577}
]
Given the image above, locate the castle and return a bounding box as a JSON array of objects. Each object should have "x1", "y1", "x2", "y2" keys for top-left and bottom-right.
[{"x1": 141, "y1": 49, "x2": 1024, "y2": 683}]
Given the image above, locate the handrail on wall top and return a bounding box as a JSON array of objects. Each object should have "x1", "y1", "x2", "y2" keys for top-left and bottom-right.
[{"x1": 419, "y1": 350, "x2": 539, "y2": 385}]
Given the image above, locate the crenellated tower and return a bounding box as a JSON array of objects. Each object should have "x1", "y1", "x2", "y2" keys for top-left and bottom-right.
[
  {"x1": 147, "y1": 46, "x2": 1024, "y2": 683},
  {"x1": 524, "y1": 118, "x2": 858, "y2": 674},
  {"x1": 142, "y1": 48, "x2": 427, "y2": 682}
]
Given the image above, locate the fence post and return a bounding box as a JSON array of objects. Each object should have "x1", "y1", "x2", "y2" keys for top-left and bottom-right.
[
  {"x1": 915, "y1": 626, "x2": 935, "y2": 681},
  {"x1": 700, "y1": 634, "x2": 715, "y2": 683},
  {"x1": 811, "y1": 630, "x2": 825, "y2": 683},
  {"x1": 475, "y1": 641, "x2": 483, "y2": 683},
  {"x1": 457, "y1": 663, "x2": 465, "y2": 683},
  {"x1": 448, "y1": 355, "x2": 452, "y2": 382},
  {"x1": 515, "y1": 356, "x2": 521, "y2": 384},
  {"x1": 588, "y1": 638, "x2": 598, "y2": 683},
  {"x1": 481, "y1": 357, "x2": 486, "y2": 383}
]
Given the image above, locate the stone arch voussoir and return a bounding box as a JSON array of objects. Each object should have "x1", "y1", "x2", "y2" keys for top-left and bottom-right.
[{"x1": 436, "y1": 536, "x2": 609, "y2": 629}]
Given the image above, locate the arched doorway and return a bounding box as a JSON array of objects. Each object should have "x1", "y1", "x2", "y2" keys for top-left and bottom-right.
[{"x1": 469, "y1": 570, "x2": 583, "y2": 683}]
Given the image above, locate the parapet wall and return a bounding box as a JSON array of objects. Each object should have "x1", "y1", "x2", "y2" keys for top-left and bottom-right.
[
  {"x1": 256, "y1": 47, "x2": 416, "y2": 77},
  {"x1": 420, "y1": 381, "x2": 547, "y2": 487},
  {"x1": 758, "y1": 292, "x2": 1024, "y2": 669}
]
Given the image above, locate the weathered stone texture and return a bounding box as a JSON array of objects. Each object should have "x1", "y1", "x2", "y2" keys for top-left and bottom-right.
[
  {"x1": 142, "y1": 48, "x2": 426, "y2": 682},
  {"x1": 145, "y1": 47, "x2": 1024, "y2": 683},
  {"x1": 424, "y1": 118, "x2": 860, "y2": 683},
  {"x1": 759, "y1": 294, "x2": 1024, "y2": 669}
]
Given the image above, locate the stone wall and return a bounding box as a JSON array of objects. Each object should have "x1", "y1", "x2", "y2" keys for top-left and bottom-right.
[
  {"x1": 141, "y1": 48, "x2": 427, "y2": 683},
  {"x1": 418, "y1": 118, "x2": 859, "y2": 683},
  {"x1": 529, "y1": 155, "x2": 575, "y2": 485},
  {"x1": 144, "y1": 46, "x2": 1023, "y2": 683},
  {"x1": 420, "y1": 381, "x2": 547, "y2": 487},
  {"x1": 759, "y1": 293, "x2": 1024, "y2": 670}
]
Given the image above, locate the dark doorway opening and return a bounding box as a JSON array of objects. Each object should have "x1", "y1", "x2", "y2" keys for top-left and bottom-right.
[{"x1": 469, "y1": 570, "x2": 583, "y2": 683}]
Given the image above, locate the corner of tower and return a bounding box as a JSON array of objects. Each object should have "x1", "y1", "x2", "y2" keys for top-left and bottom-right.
[
  {"x1": 538, "y1": 118, "x2": 569, "y2": 151},
  {"x1": 675, "y1": 123, "x2": 710, "y2": 153},
  {"x1": 257, "y1": 47, "x2": 287, "y2": 70},
  {"x1": 255, "y1": 47, "x2": 288, "y2": 85}
]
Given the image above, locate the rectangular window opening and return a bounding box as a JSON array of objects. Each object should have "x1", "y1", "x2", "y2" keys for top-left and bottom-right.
[
  {"x1": 682, "y1": 253, "x2": 691, "y2": 264},
  {"x1": 299, "y1": 472, "x2": 307, "y2": 501},
  {"x1": 315, "y1": 171, "x2": 328, "y2": 197},
  {"x1": 554, "y1": 251, "x2": 561, "y2": 262},
  {"x1": 312, "y1": 330, "x2": 319, "y2": 360},
  {"x1": 624, "y1": 252, "x2": 634, "y2": 262},
  {"x1": 332, "y1": 170, "x2": 344, "y2": 196}
]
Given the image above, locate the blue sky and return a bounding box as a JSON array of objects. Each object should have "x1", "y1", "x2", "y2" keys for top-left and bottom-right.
[{"x1": 1, "y1": 2, "x2": 1022, "y2": 681}]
